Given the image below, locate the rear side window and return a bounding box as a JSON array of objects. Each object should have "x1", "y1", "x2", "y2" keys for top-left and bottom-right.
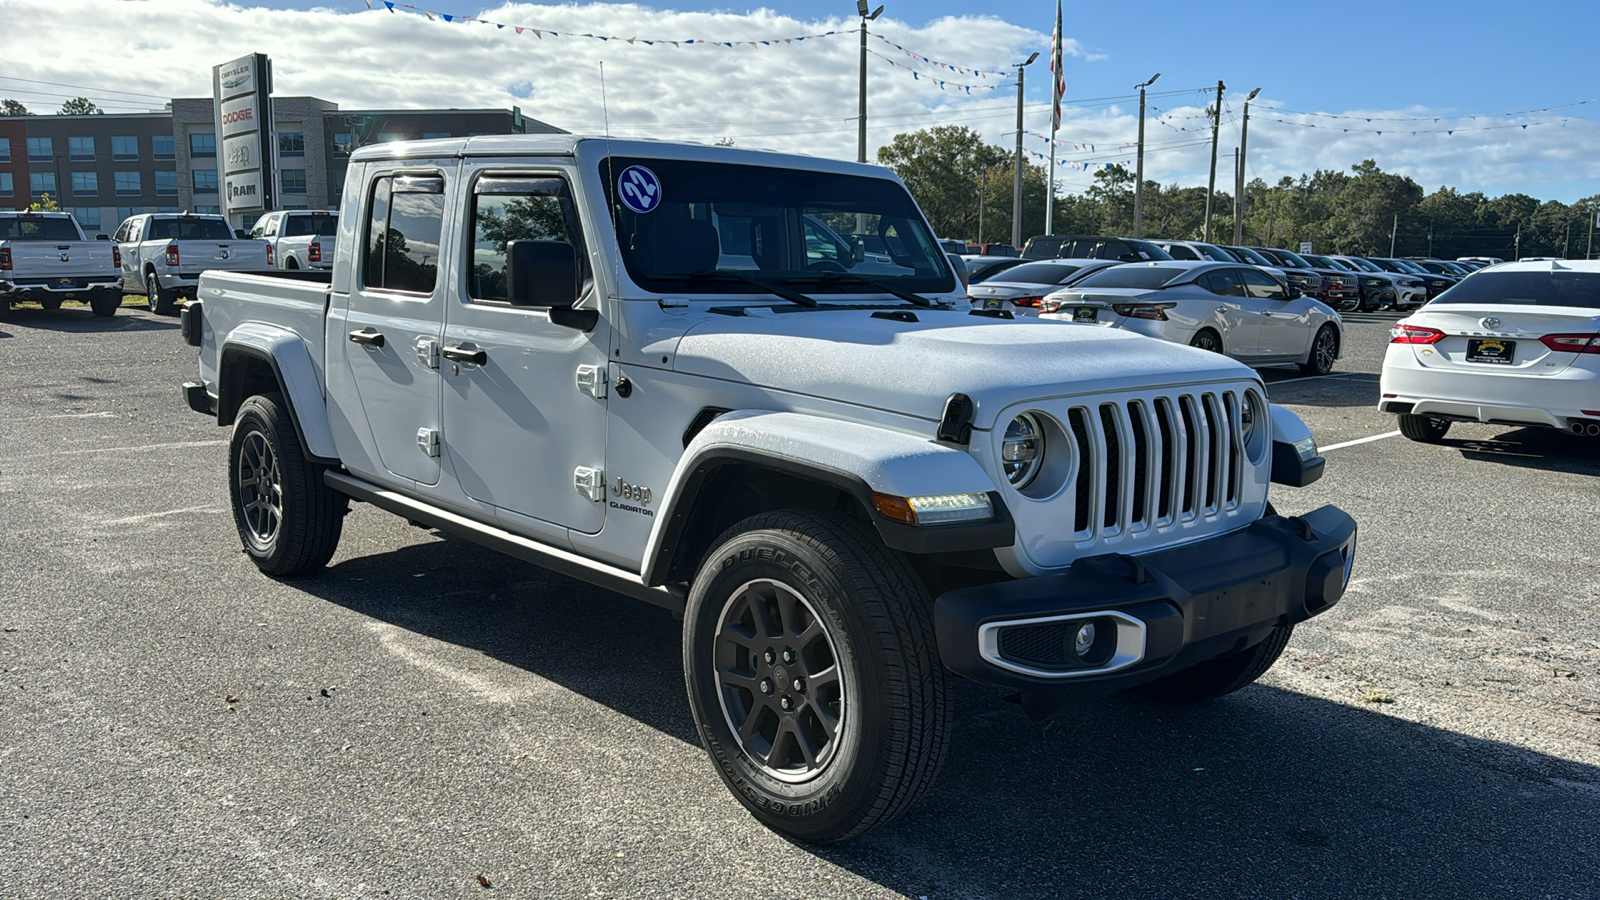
[
  {"x1": 1433, "y1": 271, "x2": 1600, "y2": 309},
  {"x1": 467, "y1": 175, "x2": 586, "y2": 305},
  {"x1": 363, "y1": 174, "x2": 445, "y2": 295}
]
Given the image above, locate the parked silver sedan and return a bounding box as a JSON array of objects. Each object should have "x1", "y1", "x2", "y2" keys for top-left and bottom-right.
[
  {"x1": 1039, "y1": 260, "x2": 1345, "y2": 376},
  {"x1": 966, "y1": 259, "x2": 1118, "y2": 316}
]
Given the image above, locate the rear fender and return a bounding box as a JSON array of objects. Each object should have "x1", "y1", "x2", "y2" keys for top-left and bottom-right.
[{"x1": 218, "y1": 323, "x2": 337, "y2": 462}]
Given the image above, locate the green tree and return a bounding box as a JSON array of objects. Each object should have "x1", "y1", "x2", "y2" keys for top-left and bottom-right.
[
  {"x1": 1, "y1": 98, "x2": 31, "y2": 116},
  {"x1": 58, "y1": 97, "x2": 103, "y2": 116},
  {"x1": 877, "y1": 126, "x2": 1006, "y2": 240}
]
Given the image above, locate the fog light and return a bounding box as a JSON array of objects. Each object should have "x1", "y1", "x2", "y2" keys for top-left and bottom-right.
[{"x1": 1073, "y1": 623, "x2": 1096, "y2": 657}]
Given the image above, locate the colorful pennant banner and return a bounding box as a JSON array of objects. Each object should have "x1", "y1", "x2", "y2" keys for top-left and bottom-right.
[
  {"x1": 871, "y1": 33, "x2": 1013, "y2": 77},
  {"x1": 866, "y1": 49, "x2": 1013, "y2": 92},
  {"x1": 365, "y1": 0, "x2": 846, "y2": 46}
]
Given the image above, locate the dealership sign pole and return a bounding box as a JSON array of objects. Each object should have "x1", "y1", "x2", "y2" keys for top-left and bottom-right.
[{"x1": 213, "y1": 53, "x2": 274, "y2": 227}]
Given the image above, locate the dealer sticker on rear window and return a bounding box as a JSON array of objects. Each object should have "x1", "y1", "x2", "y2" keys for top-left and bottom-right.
[{"x1": 618, "y1": 165, "x2": 662, "y2": 214}]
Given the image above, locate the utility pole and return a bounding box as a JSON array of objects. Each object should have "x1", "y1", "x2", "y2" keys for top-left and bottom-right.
[
  {"x1": 856, "y1": 2, "x2": 883, "y2": 165},
  {"x1": 977, "y1": 166, "x2": 987, "y2": 243},
  {"x1": 1588, "y1": 209, "x2": 1594, "y2": 260},
  {"x1": 1203, "y1": 79, "x2": 1224, "y2": 243},
  {"x1": 1232, "y1": 148, "x2": 1240, "y2": 245},
  {"x1": 1564, "y1": 221, "x2": 1572, "y2": 258},
  {"x1": 1133, "y1": 73, "x2": 1159, "y2": 238},
  {"x1": 1428, "y1": 220, "x2": 1433, "y2": 257},
  {"x1": 1514, "y1": 222, "x2": 1522, "y2": 259},
  {"x1": 1390, "y1": 213, "x2": 1398, "y2": 256},
  {"x1": 1235, "y1": 87, "x2": 1259, "y2": 245},
  {"x1": 1011, "y1": 51, "x2": 1039, "y2": 250}
]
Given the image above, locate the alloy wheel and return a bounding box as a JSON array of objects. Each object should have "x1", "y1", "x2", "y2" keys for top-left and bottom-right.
[{"x1": 236, "y1": 431, "x2": 283, "y2": 548}]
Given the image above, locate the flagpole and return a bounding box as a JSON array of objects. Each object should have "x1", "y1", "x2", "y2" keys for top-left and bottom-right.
[
  {"x1": 1046, "y1": 132, "x2": 1055, "y2": 236},
  {"x1": 1046, "y1": 0, "x2": 1063, "y2": 237}
]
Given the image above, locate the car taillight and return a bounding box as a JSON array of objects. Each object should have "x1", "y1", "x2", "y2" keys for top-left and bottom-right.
[
  {"x1": 112, "y1": 245, "x2": 121, "y2": 268},
  {"x1": 308, "y1": 241, "x2": 321, "y2": 264},
  {"x1": 1041, "y1": 299, "x2": 1062, "y2": 313},
  {"x1": 267, "y1": 245, "x2": 275, "y2": 266},
  {"x1": 1012, "y1": 296, "x2": 1044, "y2": 308},
  {"x1": 165, "y1": 243, "x2": 179, "y2": 266},
  {"x1": 0, "y1": 247, "x2": 10, "y2": 271},
  {"x1": 1112, "y1": 302, "x2": 1174, "y2": 320},
  {"x1": 1390, "y1": 324, "x2": 1445, "y2": 344},
  {"x1": 1539, "y1": 333, "x2": 1600, "y2": 355}
]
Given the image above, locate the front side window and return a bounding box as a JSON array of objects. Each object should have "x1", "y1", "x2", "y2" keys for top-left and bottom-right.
[
  {"x1": 111, "y1": 135, "x2": 138, "y2": 160},
  {"x1": 152, "y1": 135, "x2": 175, "y2": 160},
  {"x1": 193, "y1": 168, "x2": 218, "y2": 192},
  {"x1": 27, "y1": 137, "x2": 51, "y2": 160},
  {"x1": 1239, "y1": 266, "x2": 1287, "y2": 300},
  {"x1": 115, "y1": 172, "x2": 141, "y2": 195},
  {"x1": 71, "y1": 171, "x2": 98, "y2": 196},
  {"x1": 30, "y1": 172, "x2": 56, "y2": 194},
  {"x1": 601, "y1": 157, "x2": 952, "y2": 296},
  {"x1": 69, "y1": 136, "x2": 94, "y2": 160},
  {"x1": 468, "y1": 176, "x2": 584, "y2": 304},
  {"x1": 363, "y1": 173, "x2": 445, "y2": 295},
  {"x1": 1202, "y1": 269, "x2": 1246, "y2": 297},
  {"x1": 189, "y1": 132, "x2": 216, "y2": 157}
]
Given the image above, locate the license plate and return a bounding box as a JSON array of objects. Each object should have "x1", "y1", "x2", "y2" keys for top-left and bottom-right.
[
  {"x1": 1073, "y1": 307, "x2": 1097, "y2": 322},
  {"x1": 1465, "y1": 338, "x2": 1515, "y2": 365},
  {"x1": 986, "y1": 300, "x2": 1001, "y2": 309},
  {"x1": 55, "y1": 278, "x2": 75, "y2": 289}
]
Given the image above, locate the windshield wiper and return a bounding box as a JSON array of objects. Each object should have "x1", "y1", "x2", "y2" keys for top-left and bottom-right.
[
  {"x1": 782, "y1": 271, "x2": 934, "y2": 307},
  {"x1": 669, "y1": 269, "x2": 818, "y2": 308}
]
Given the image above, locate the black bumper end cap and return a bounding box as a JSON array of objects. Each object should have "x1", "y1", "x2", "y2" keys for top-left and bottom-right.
[
  {"x1": 1272, "y1": 440, "x2": 1326, "y2": 487},
  {"x1": 183, "y1": 381, "x2": 216, "y2": 417}
]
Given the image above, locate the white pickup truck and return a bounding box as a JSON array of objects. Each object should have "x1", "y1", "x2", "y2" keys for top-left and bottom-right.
[
  {"x1": 248, "y1": 209, "x2": 338, "y2": 271},
  {"x1": 0, "y1": 211, "x2": 123, "y2": 316},
  {"x1": 182, "y1": 135, "x2": 1356, "y2": 841},
  {"x1": 113, "y1": 212, "x2": 271, "y2": 314}
]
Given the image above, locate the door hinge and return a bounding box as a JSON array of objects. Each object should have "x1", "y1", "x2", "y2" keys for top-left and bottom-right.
[
  {"x1": 574, "y1": 466, "x2": 605, "y2": 502},
  {"x1": 414, "y1": 337, "x2": 440, "y2": 369},
  {"x1": 575, "y1": 364, "x2": 607, "y2": 399},
  {"x1": 416, "y1": 428, "x2": 440, "y2": 458}
]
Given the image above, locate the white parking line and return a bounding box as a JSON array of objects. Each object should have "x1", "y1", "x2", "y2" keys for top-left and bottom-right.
[{"x1": 1322, "y1": 430, "x2": 1402, "y2": 451}]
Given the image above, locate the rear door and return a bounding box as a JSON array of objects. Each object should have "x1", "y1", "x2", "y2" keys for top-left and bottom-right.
[
  {"x1": 116, "y1": 216, "x2": 146, "y2": 289},
  {"x1": 1199, "y1": 268, "x2": 1259, "y2": 356},
  {"x1": 339, "y1": 165, "x2": 453, "y2": 487}
]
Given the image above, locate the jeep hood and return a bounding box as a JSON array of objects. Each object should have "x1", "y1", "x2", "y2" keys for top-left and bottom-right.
[{"x1": 670, "y1": 307, "x2": 1257, "y2": 428}]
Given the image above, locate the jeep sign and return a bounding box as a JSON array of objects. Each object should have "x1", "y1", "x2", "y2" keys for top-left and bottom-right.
[{"x1": 212, "y1": 53, "x2": 273, "y2": 217}]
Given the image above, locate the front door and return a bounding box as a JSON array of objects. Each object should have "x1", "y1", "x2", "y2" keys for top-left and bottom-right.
[
  {"x1": 1239, "y1": 267, "x2": 1309, "y2": 359},
  {"x1": 440, "y1": 168, "x2": 610, "y2": 534},
  {"x1": 340, "y1": 166, "x2": 452, "y2": 486}
]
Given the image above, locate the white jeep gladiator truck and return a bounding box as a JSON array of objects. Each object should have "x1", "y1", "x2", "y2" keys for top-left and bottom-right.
[
  {"x1": 248, "y1": 209, "x2": 337, "y2": 271},
  {"x1": 181, "y1": 136, "x2": 1356, "y2": 841},
  {"x1": 113, "y1": 212, "x2": 271, "y2": 314},
  {"x1": 0, "y1": 211, "x2": 123, "y2": 316}
]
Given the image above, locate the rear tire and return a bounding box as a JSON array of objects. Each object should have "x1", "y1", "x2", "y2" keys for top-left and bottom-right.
[
  {"x1": 146, "y1": 271, "x2": 176, "y2": 315},
  {"x1": 1299, "y1": 325, "x2": 1339, "y2": 376},
  {"x1": 1398, "y1": 413, "x2": 1451, "y2": 443},
  {"x1": 89, "y1": 289, "x2": 119, "y2": 318},
  {"x1": 1138, "y1": 625, "x2": 1294, "y2": 702},
  {"x1": 1189, "y1": 329, "x2": 1223, "y2": 354},
  {"x1": 683, "y1": 510, "x2": 950, "y2": 842},
  {"x1": 39, "y1": 296, "x2": 64, "y2": 311},
  {"x1": 229, "y1": 393, "x2": 346, "y2": 576}
]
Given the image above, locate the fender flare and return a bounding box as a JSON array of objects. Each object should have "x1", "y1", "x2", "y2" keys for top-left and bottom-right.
[
  {"x1": 641, "y1": 410, "x2": 1012, "y2": 585},
  {"x1": 218, "y1": 323, "x2": 338, "y2": 463}
]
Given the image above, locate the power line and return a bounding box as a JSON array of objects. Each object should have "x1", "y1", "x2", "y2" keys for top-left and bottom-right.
[{"x1": 0, "y1": 75, "x2": 177, "y2": 101}]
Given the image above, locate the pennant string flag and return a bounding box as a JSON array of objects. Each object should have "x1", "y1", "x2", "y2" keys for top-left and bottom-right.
[
  {"x1": 871, "y1": 33, "x2": 1012, "y2": 76},
  {"x1": 369, "y1": 2, "x2": 847, "y2": 46},
  {"x1": 867, "y1": 49, "x2": 1014, "y2": 92}
]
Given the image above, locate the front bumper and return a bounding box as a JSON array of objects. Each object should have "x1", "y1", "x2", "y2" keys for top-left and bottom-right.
[
  {"x1": 935, "y1": 505, "x2": 1357, "y2": 713},
  {"x1": 1395, "y1": 286, "x2": 1428, "y2": 307}
]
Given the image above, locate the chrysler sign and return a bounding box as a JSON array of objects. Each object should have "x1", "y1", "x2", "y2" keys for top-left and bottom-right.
[{"x1": 212, "y1": 53, "x2": 273, "y2": 216}]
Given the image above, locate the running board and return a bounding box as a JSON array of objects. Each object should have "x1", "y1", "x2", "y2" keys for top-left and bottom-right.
[{"x1": 324, "y1": 471, "x2": 686, "y2": 615}]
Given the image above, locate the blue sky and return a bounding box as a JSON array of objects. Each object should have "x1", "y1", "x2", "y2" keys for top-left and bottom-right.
[{"x1": 6, "y1": 0, "x2": 1598, "y2": 200}]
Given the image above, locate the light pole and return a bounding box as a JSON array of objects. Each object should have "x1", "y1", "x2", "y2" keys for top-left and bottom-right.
[
  {"x1": 1203, "y1": 79, "x2": 1224, "y2": 242},
  {"x1": 1133, "y1": 72, "x2": 1159, "y2": 238},
  {"x1": 1234, "y1": 86, "x2": 1259, "y2": 245},
  {"x1": 1011, "y1": 51, "x2": 1039, "y2": 250},
  {"x1": 856, "y1": 1, "x2": 883, "y2": 165},
  {"x1": 977, "y1": 166, "x2": 988, "y2": 243}
]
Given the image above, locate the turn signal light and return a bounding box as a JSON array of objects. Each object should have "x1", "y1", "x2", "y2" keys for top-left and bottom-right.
[
  {"x1": 871, "y1": 491, "x2": 993, "y2": 526},
  {"x1": 1112, "y1": 302, "x2": 1174, "y2": 320},
  {"x1": 1539, "y1": 333, "x2": 1600, "y2": 355},
  {"x1": 165, "y1": 243, "x2": 180, "y2": 267},
  {"x1": 1389, "y1": 324, "x2": 1444, "y2": 344}
]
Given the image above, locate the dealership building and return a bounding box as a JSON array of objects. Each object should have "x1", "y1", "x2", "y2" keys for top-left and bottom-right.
[{"x1": 0, "y1": 97, "x2": 562, "y2": 233}]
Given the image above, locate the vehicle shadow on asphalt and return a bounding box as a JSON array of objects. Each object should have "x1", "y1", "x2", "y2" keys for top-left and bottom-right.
[
  {"x1": 1262, "y1": 373, "x2": 1379, "y2": 409},
  {"x1": 0, "y1": 308, "x2": 178, "y2": 333},
  {"x1": 1450, "y1": 427, "x2": 1600, "y2": 476},
  {"x1": 303, "y1": 533, "x2": 1599, "y2": 898}
]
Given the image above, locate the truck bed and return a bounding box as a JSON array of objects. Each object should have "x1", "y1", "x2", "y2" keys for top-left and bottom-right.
[{"x1": 196, "y1": 270, "x2": 333, "y2": 396}]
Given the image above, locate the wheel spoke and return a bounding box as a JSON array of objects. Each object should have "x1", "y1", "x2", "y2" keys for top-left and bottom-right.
[
  {"x1": 773, "y1": 585, "x2": 801, "y2": 637},
  {"x1": 718, "y1": 667, "x2": 760, "y2": 693},
  {"x1": 808, "y1": 663, "x2": 840, "y2": 692},
  {"x1": 717, "y1": 622, "x2": 761, "y2": 651},
  {"x1": 793, "y1": 618, "x2": 824, "y2": 650},
  {"x1": 745, "y1": 585, "x2": 782, "y2": 639},
  {"x1": 812, "y1": 700, "x2": 840, "y2": 740},
  {"x1": 791, "y1": 717, "x2": 822, "y2": 768},
  {"x1": 738, "y1": 701, "x2": 767, "y2": 743}
]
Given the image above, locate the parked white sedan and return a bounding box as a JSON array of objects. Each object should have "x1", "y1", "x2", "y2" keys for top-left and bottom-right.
[
  {"x1": 1379, "y1": 259, "x2": 1600, "y2": 442},
  {"x1": 1039, "y1": 261, "x2": 1344, "y2": 375}
]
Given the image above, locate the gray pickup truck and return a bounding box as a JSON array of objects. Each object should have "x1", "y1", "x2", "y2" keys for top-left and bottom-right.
[
  {"x1": 0, "y1": 211, "x2": 122, "y2": 316},
  {"x1": 181, "y1": 135, "x2": 1356, "y2": 841}
]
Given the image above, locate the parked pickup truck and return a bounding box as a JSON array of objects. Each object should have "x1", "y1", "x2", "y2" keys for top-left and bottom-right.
[
  {"x1": 248, "y1": 209, "x2": 338, "y2": 271},
  {"x1": 0, "y1": 211, "x2": 123, "y2": 316},
  {"x1": 182, "y1": 135, "x2": 1357, "y2": 842},
  {"x1": 113, "y1": 212, "x2": 271, "y2": 314}
]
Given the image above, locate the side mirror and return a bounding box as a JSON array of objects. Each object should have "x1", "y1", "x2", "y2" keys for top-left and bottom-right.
[
  {"x1": 507, "y1": 239, "x2": 595, "y2": 331},
  {"x1": 235, "y1": 229, "x2": 249, "y2": 240},
  {"x1": 1286, "y1": 285, "x2": 1302, "y2": 299},
  {"x1": 851, "y1": 236, "x2": 865, "y2": 264},
  {"x1": 95, "y1": 233, "x2": 110, "y2": 241}
]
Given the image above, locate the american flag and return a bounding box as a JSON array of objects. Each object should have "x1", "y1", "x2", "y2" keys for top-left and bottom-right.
[{"x1": 1049, "y1": 0, "x2": 1065, "y2": 132}]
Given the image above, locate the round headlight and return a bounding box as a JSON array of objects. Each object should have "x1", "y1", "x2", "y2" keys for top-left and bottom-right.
[
  {"x1": 1240, "y1": 391, "x2": 1260, "y2": 444},
  {"x1": 1001, "y1": 414, "x2": 1044, "y2": 488}
]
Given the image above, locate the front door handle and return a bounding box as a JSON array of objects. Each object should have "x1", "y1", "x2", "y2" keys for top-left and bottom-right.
[
  {"x1": 348, "y1": 328, "x2": 385, "y2": 347},
  {"x1": 442, "y1": 344, "x2": 487, "y2": 365}
]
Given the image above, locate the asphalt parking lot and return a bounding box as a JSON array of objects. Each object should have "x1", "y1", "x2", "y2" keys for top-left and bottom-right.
[{"x1": 3, "y1": 302, "x2": 1597, "y2": 899}]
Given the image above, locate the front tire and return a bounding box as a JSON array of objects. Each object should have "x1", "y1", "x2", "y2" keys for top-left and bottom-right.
[
  {"x1": 229, "y1": 393, "x2": 346, "y2": 576},
  {"x1": 146, "y1": 271, "x2": 176, "y2": 315},
  {"x1": 1138, "y1": 625, "x2": 1294, "y2": 702},
  {"x1": 1300, "y1": 324, "x2": 1339, "y2": 376},
  {"x1": 1398, "y1": 413, "x2": 1451, "y2": 443},
  {"x1": 683, "y1": 510, "x2": 950, "y2": 842}
]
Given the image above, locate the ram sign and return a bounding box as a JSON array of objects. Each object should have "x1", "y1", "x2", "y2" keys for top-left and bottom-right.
[{"x1": 212, "y1": 53, "x2": 273, "y2": 218}]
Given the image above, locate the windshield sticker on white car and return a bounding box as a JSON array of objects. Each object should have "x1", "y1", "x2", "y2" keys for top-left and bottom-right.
[
  {"x1": 618, "y1": 166, "x2": 662, "y2": 214},
  {"x1": 1138, "y1": 251, "x2": 1150, "y2": 259}
]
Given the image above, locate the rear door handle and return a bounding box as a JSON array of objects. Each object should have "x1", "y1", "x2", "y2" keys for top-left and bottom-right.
[
  {"x1": 442, "y1": 344, "x2": 487, "y2": 365},
  {"x1": 348, "y1": 328, "x2": 385, "y2": 347}
]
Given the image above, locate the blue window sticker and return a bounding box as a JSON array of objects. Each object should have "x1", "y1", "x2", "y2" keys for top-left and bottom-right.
[{"x1": 618, "y1": 165, "x2": 661, "y2": 214}]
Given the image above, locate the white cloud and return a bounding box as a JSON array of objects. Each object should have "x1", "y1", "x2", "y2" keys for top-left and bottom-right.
[{"x1": 2, "y1": 1, "x2": 1594, "y2": 201}]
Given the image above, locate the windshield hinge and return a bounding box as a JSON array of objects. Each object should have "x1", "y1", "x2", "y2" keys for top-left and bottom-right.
[{"x1": 576, "y1": 364, "x2": 607, "y2": 399}]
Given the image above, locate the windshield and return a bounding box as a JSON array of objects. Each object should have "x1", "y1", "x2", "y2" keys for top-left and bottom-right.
[
  {"x1": 1432, "y1": 271, "x2": 1600, "y2": 308},
  {"x1": 1225, "y1": 245, "x2": 1273, "y2": 266},
  {"x1": 148, "y1": 217, "x2": 234, "y2": 241},
  {"x1": 1070, "y1": 265, "x2": 1186, "y2": 290},
  {"x1": 285, "y1": 214, "x2": 338, "y2": 237},
  {"x1": 602, "y1": 157, "x2": 952, "y2": 295},
  {"x1": 0, "y1": 216, "x2": 82, "y2": 241},
  {"x1": 1272, "y1": 249, "x2": 1313, "y2": 268},
  {"x1": 989, "y1": 262, "x2": 1088, "y2": 285},
  {"x1": 1190, "y1": 243, "x2": 1235, "y2": 262},
  {"x1": 1340, "y1": 256, "x2": 1383, "y2": 273},
  {"x1": 1306, "y1": 255, "x2": 1351, "y2": 271}
]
